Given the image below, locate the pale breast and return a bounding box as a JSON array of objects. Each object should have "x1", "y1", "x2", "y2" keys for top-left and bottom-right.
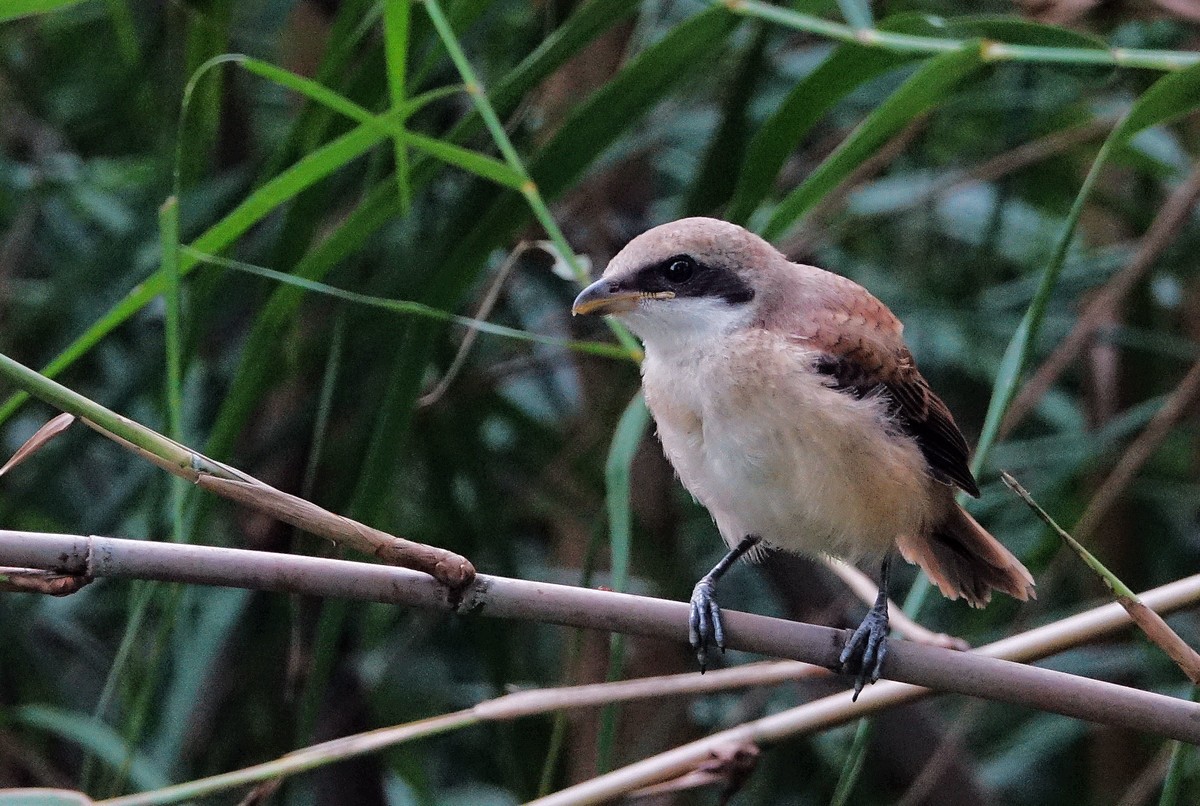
[{"x1": 642, "y1": 330, "x2": 937, "y2": 560}]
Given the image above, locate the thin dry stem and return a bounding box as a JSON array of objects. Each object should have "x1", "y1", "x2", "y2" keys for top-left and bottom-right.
[
  {"x1": 529, "y1": 572, "x2": 1200, "y2": 805},
  {"x1": 1073, "y1": 357, "x2": 1200, "y2": 542},
  {"x1": 933, "y1": 118, "x2": 1113, "y2": 201},
  {"x1": 1001, "y1": 161, "x2": 1200, "y2": 437},
  {"x1": 781, "y1": 118, "x2": 925, "y2": 258},
  {"x1": 418, "y1": 242, "x2": 531, "y2": 407},
  {"x1": 823, "y1": 558, "x2": 968, "y2": 650},
  {"x1": 77, "y1": 417, "x2": 475, "y2": 589}
]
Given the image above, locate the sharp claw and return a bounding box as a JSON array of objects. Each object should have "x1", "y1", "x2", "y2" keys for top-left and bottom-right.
[
  {"x1": 840, "y1": 602, "x2": 890, "y2": 698},
  {"x1": 870, "y1": 639, "x2": 888, "y2": 684},
  {"x1": 690, "y1": 580, "x2": 724, "y2": 672}
]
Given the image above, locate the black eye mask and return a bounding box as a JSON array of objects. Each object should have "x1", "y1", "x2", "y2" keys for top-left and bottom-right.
[{"x1": 626, "y1": 254, "x2": 755, "y2": 305}]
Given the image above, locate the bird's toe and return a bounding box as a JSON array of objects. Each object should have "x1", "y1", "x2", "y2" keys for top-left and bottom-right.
[
  {"x1": 689, "y1": 580, "x2": 724, "y2": 671},
  {"x1": 840, "y1": 606, "x2": 890, "y2": 701}
]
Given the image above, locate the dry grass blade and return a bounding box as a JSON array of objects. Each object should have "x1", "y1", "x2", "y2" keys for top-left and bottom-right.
[
  {"x1": 1072, "y1": 357, "x2": 1200, "y2": 543},
  {"x1": 823, "y1": 558, "x2": 968, "y2": 650},
  {"x1": 1000, "y1": 161, "x2": 1200, "y2": 437},
  {"x1": 0, "y1": 412, "x2": 75, "y2": 477},
  {"x1": 1002, "y1": 472, "x2": 1200, "y2": 683}
]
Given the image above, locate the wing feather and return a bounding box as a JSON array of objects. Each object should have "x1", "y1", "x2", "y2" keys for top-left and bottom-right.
[{"x1": 804, "y1": 335, "x2": 980, "y2": 498}]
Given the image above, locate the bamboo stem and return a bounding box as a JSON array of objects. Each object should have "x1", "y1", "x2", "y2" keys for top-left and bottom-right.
[
  {"x1": 532, "y1": 571, "x2": 1200, "y2": 805},
  {"x1": 2, "y1": 530, "x2": 1199, "y2": 745}
]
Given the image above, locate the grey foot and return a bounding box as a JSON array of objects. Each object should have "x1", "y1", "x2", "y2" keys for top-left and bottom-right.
[
  {"x1": 689, "y1": 579, "x2": 724, "y2": 671},
  {"x1": 839, "y1": 603, "x2": 889, "y2": 701}
]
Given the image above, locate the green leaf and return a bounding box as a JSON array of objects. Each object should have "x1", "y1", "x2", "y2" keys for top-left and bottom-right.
[
  {"x1": 239, "y1": 57, "x2": 523, "y2": 187},
  {"x1": 974, "y1": 62, "x2": 1200, "y2": 466},
  {"x1": 0, "y1": 0, "x2": 86, "y2": 22},
  {"x1": 0, "y1": 81, "x2": 455, "y2": 430},
  {"x1": 12, "y1": 706, "x2": 172, "y2": 792},
  {"x1": 0, "y1": 0, "x2": 640, "y2": 430},
  {"x1": 596, "y1": 390, "x2": 650, "y2": 773},
  {"x1": 0, "y1": 119, "x2": 390, "y2": 428},
  {"x1": 531, "y1": 8, "x2": 740, "y2": 199},
  {"x1": 761, "y1": 44, "x2": 984, "y2": 240},
  {"x1": 947, "y1": 15, "x2": 1108, "y2": 51},
  {"x1": 346, "y1": 7, "x2": 737, "y2": 521},
  {"x1": 684, "y1": 23, "x2": 769, "y2": 217},
  {"x1": 727, "y1": 44, "x2": 917, "y2": 223},
  {"x1": 383, "y1": 0, "x2": 413, "y2": 209},
  {"x1": 604, "y1": 392, "x2": 649, "y2": 596},
  {"x1": 187, "y1": 248, "x2": 634, "y2": 360},
  {"x1": 202, "y1": 0, "x2": 642, "y2": 473}
]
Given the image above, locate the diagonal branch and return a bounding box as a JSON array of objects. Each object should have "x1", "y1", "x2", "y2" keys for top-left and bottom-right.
[
  {"x1": 0, "y1": 351, "x2": 474, "y2": 589},
  {"x1": 531, "y1": 572, "x2": 1200, "y2": 805}
]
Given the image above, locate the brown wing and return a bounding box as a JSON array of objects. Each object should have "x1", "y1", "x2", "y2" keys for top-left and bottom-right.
[
  {"x1": 803, "y1": 335, "x2": 981, "y2": 498},
  {"x1": 778, "y1": 267, "x2": 979, "y2": 496}
]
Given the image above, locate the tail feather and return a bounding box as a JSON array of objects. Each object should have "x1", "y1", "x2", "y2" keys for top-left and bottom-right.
[{"x1": 896, "y1": 506, "x2": 1035, "y2": 608}]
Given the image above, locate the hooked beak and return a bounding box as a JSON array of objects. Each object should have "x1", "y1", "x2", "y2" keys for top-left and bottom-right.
[{"x1": 572, "y1": 279, "x2": 674, "y2": 316}]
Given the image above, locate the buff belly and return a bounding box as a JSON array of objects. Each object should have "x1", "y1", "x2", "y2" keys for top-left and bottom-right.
[{"x1": 643, "y1": 337, "x2": 937, "y2": 561}]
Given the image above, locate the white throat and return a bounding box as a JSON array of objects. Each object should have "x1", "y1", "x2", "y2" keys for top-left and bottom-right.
[{"x1": 618, "y1": 297, "x2": 756, "y2": 362}]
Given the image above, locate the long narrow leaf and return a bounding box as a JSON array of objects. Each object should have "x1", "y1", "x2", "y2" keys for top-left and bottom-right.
[
  {"x1": 383, "y1": 0, "x2": 413, "y2": 209},
  {"x1": 727, "y1": 44, "x2": 916, "y2": 223},
  {"x1": 0, "y1": 0, "x2": 86, "y2": 22},
  {"x1": 13, "y1": 706, "x2": 171, "y2": 792},
  {"x1": 186, "y1": 249, "x2": 635, "y2": 360},
  {"x1": 973, "y1": 62, "x2": 1200, "y2": 465},
  {"x1": 761, "y1": 44, "x2": 984, "y2": 240},
  {"x1": 596, "y1": 391, "x2": 650, "y2": 773}
]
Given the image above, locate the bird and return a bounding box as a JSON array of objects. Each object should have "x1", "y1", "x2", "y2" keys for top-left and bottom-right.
[{"x1": 572, "y1": 217, "x2": 1034, "y2": 697}]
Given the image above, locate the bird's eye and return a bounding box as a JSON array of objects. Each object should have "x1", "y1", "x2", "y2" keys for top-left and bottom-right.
[{"x1": 660, "y1": 257, "x2": 696, "y2": 284}]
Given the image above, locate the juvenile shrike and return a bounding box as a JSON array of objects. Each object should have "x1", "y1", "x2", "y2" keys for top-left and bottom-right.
[{"x1": 573, "y1": 217, "x2": 1034, "y2": 696}]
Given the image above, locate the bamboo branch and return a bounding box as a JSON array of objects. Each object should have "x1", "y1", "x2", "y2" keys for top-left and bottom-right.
[
  {"x1": 3, "y1": 530, "x2": 1200, "y2": 746},
  {"x1": 0, "y1": 351, "x2": 474, "y2": 588},
  {"x1": 532, "y1": 572, "x2": 1200, "y2": 805},
  {"x1": 823, "y1": 558, "x2": 967, "y2": 650},
  {"x1": 97, "y1": 662, "x2": 821, "y2": 806}
]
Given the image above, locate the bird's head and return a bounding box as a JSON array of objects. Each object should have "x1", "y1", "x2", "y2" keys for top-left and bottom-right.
[{"x1": 572, "y1": 218, "x2": 785, "y2": 350}]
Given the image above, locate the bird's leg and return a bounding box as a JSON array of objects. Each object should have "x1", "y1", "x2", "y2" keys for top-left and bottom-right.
[
  {"x1": 690, "y1": 534, "x2": 761, "y2": 671},
  {"x1": 839, "y1": 555, "x2": 892, "y2": 701}
]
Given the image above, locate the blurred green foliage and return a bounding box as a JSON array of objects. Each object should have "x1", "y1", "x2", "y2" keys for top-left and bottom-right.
[{"x1": 2, "y1": 0, "x2": 1200, "y2": 804}]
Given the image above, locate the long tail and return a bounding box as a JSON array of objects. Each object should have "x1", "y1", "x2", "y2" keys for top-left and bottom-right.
[{"x1": 896, "y1": 505, "x2": 1035, "y2": 608}]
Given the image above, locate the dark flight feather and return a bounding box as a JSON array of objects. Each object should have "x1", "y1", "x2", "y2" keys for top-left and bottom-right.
[{"x1": 813, "y1": 349, "x2": 981, "y2": 498}]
